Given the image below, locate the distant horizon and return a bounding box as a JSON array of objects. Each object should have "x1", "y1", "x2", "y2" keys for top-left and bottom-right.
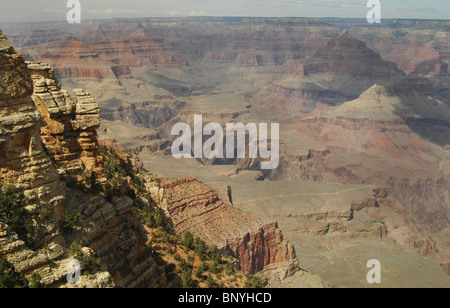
[
  {"x1": 1, "y1": 0, "x2": 449, "y2": 23},
  {"x1": 1, "y1": 15, "x2": 450, "y2": 25}
]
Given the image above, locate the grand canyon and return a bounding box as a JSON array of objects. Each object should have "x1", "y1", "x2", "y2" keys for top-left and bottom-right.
[{"x1": 0, "y1": 15, "x2": 449, "y2": 288}]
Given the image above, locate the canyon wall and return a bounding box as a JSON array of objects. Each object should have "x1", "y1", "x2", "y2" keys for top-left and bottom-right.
[
  {"x1": 0, "y1": 37, "x2": 172, "y2": 288},
  {"x1": 28, "y1": 61, "x2": 104, "y2": 181},
  {"x1": 150, "y1": 177, "x2": 299, "y2": 278}
]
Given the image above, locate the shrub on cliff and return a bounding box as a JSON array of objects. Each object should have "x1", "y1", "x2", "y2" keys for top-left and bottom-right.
[
  {"x1": 0, "y1": 256, "x2": 29, "y2": 288},
  {"x1": 194, "y1": 237, "x2": 207, "y2": 259},
  {"x1": 181, "y1": 231, "x2": 194, "y2": 249},
  {"x1": 143, "y1": 209, "x2": 173, "y2": 233},
  {"x1": 182, "y1": 268, "x2": 194, "y2": 288},
  {"x1": 245, "y1": 275, "x2": 262, "y2": 288},
  {"x1": 68, "y1": 242, "x2": 103, "y2": 276},
  {"x1": 208, "y1": 245, "x2": 222, "y2": 263},
  {"x1": 195, "y1": 262, "x2": 209, "y2": 280},
  {"x1": 206, "y1": 274, "x2": 217, "y2": 288},
  {"x1": 29, "y1": 272, "x2": 45, "y2": 288},
  {"x1": 100, "y1": 145, "x2": 145, "y2": 203},
  {"x1": 0, "y1": 183, "x2": 36, "y2": 248},
  {"x1": 210, "y1": 260, "x2": 221, "y2": 274}
]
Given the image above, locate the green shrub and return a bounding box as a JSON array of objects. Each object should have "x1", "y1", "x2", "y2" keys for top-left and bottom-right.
[
  {"x1": 225, "y1": 263, "x2": 235, "y2": 276},
  {"x1": 61, "y1": 211, "x2": 81, "y2": 234},
  {"x1": 36, "y1": 203, "x2": 53, "y2": 223},
  {"x1": 68, "y1": 242, "x2": 83, "y2": 257},
  {"x1": 177, "y1": 257, "x2": 190, "y2": 272},
  {"x1": 210, "y1": 260, "x2": 221, "y2": 274},
  {"x1": 245, "y1": 275, "x2": 262, "y2": 288},
  {"x1": 195, "y1": 262, "x2": 209, "y2": 280},
  {"x1": 99, "y1": 145, "x2": 145, "y2": 203},
  {"x1": 0, "y1": 256, "x2": 28, "y2": 288},
  {"x1": 208, "y1": 245, "x2": 222, "y2": 263},
  {"x1": 68, "y1": 242, "x2": 103, "y2": 276},
  {"x1": 182, "y1": 268, "x2": 194, "y2": 288},
  {"x1": 29, "y1": 272, "x2": 45, "y2": 288},
  {"x1": 0, "y1": 183, "x2": 36, "y2": 247},
  {"x1": 181, "y1": 231, "x2": 194, "y2": 249},
  {"x1": 206, "y1": 274, "x2": 217, "y2": 288},
  {"x1": 194, "y1": 237, "x2": 207, "y2": 259},
  {"x1": 79, "y1": 255, "x2": 103, "y2": 276}
]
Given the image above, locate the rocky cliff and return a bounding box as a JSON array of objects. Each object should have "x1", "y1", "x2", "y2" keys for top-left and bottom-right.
[
  {"x1": 0, "y1": 35, "x2": 174, "y2": 288},
  {"x1": 27, "y1": 61, "x2": 104, "y2": 181},
  {"x1": 1, "y1": 33, "x2": 300, "y2": 287},
  {"x1": 150, "y1": 177, "x2": 298, "y2": 278},
  {"x1": 36, "y1": 35, "x2": 187, "y2": 80},
  {"x1": 282, "y1": 82, "x2": 450, "y2": 260},
  {"x1": 0, "y1": 41, "x2": 65, "y2": 213},
  {"x1": 305, "y1": 31, "x2": 403, "y2": 78}
]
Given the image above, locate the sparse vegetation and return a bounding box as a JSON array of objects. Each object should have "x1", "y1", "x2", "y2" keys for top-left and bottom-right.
[
  {"x1": 194, "y1": 237, "x2": 207, "y2": 260},
  {"x1": 68, "y1": 242, "x2": 83, "y2": 257},
  {"x1": 62, "y1": 145, "x2": 247, "y2": 288},
  {"x1": 225, "y1": 263, "x2": 235, "y2": 276},
  {"x1": 245, "y1": 275, "x2": 263, "y2": 288},
  {"x1": 36, "y1": 202, "x2": 53, "y2": 223},
  {"x1": 182, "y1": 268, "x2": 194, "y2": 288},
  {"x1": 148, "y1": 223, "x2": 247, "y2": 288},
  {"x1": 68, "y1": 242, "x2": 103, "y2": 276},
  {"x1": 0, "y1": 183, "x2": 37, "y2": 248},
  {"x1": 29, "y1": 272, "x2": 45, "y2": 288},
  {"x1": 206, "y1": 274, "x2": 217, "y2": 288},
  {"x1": 181, "y1": 231, "x2": 195, "y2": 250},
  {"x1": 61, "y1": 210, "x2": 81, "y2": 234},
  {"x1": 0, "y1": 256, "x2": 47, "y2": 288},
  {"x1": 99, "y1": 145, "x2": 146, "y2": 204},
  {"x1": 0, "y1": 256, "x2": 29, "y2": 288},
  {"x1": 195, "y1": 262, "x2": 209, "y2": 280},
  {"x1": 141, "y1": 208, "x2": 173, "y2": 233},
  {"x1": 210, "y1": 259, "x2": 220, "y2": 274}
]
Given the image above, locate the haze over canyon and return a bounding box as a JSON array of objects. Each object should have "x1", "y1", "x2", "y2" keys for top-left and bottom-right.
[{"x1": 0, "y1": 16, "x2": 449, "y2": 288}]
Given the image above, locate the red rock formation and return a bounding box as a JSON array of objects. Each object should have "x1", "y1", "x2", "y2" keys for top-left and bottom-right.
[
  {"x1": 38, "y1": 36, "x2": 187, "y2": 81},
  {"x1": 305, "y1": 31, "x2": 403, "y2": 78},
  {"x1": 151, "y1": 177, "x2": 298, "y2": 276},
  {"x1": 349, "y1": 22, "x2": 450, "y2": 75}
]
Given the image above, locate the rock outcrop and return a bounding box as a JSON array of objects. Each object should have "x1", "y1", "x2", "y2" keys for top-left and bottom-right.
[
  {"x1": 27, "y1": 61, "x2": 104, "y2": 181},
  {"x1": 150, "y1": 177, "x2": 299, "y2": 277},
  {"x1": 305, "y1": 30, "x2": 403, "y2": 78},
  {"x1": 0, "y1": 30, "x2": 10, "y2": 51},
  {"x1": 251, "y1": 31, "x2": 407, "y2": 115},
  {"x1": 0, "y1": 36, "x2": 174, "y2": 288},
  {"x1": 0, "y1": 49, "x2": 65, "y2": 212}
]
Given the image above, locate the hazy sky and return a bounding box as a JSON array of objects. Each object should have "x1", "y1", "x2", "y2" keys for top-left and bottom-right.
[{"x1": 0, "y1": 0, "x2": 449, "y2": 23}]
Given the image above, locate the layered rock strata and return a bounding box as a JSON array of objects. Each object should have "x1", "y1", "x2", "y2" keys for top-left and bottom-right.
[
  {"x1": 0, "y1": 49, "x2": 65, "y2": 211},
  {"x1": 27, "y1": 61, "x2": 104, "y2": 181},
  {"x1": 150, "y1": 177, "x2": 299, "y2": 277},
  {"x1": 305, "y1": 31, "x2": 403, "y2": 78},
  {"x1": 0, "y1": 36, "x2": 173, "y2": 288}
]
